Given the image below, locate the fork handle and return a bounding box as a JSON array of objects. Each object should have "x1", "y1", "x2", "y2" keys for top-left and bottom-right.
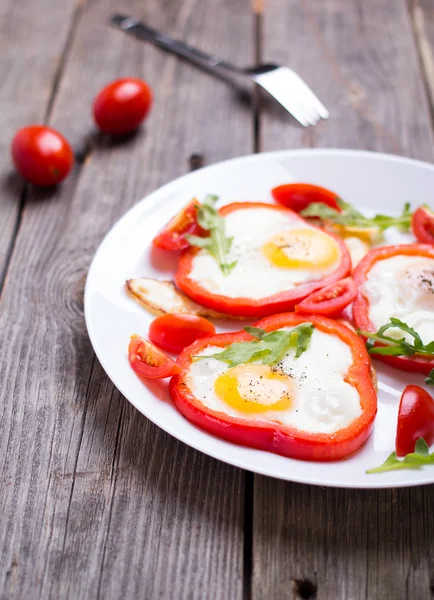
[{"x1": 110, "y1": 14, "x2": 241, "y2": 75}]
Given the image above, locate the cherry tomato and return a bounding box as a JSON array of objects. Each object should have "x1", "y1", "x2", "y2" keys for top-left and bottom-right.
[
  {"x1": 93, "y1": 78, "x2": 153, "y2": 134},
  {"x1": 411, "y1": 206, "x2": 434, "y2": 244},
  {"x1": 294, "y1": 277, "x2": 357, "y2": 317},
  {"x1": 396, "y1": 385, "x2": 434, "y2": 456},
  {"x1": 271, "y1": 183, "x2": 341, "y2": 213},
  {"x1": 149, "y1": 314, "x2": 216, "y2": 354},
  {"x1": 128, "y1": 334, "x2": 180, "y2": 379},
  {"x1": 11, "y1": 125, "x2": 73, "y2": 186},
  {"x1": 153, "y1": 199, "x2": 204, "y2": 251}
]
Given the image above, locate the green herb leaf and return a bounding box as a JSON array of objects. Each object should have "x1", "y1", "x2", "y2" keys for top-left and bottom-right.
[
  {"x1": 426, "y1": 369, "x2": 434, "y2": 385},
  {"x1": 366, "y1": 438, "x2": 434, "y2": 474},
  {"x1": 186, "y1": 195, "x2": 237, "y2": 275},
  {"x1": 196, "y1": 324, "x2": 314, "y2": 367},
  {"x1": 301, "y1": 199, "x2": 413, "y2": 232},
  {"x1": 358, "y1": 318, "x2": 434, "y2": 359}
]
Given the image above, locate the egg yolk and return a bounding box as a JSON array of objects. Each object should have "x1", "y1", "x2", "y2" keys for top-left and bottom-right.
[
  {"x1": 214, "y1": 364, "x2": 294, "y2": 413},
  {"x1": 262, "y1": 228, "x2": 339, "y2": 269}
]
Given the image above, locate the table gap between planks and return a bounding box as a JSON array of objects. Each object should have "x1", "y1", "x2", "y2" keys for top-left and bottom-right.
[{"x1": 1, "y1": 1, "x2": 434, "y2": 599}]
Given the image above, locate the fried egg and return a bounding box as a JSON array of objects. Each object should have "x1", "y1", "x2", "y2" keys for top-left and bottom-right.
[
  {"x1": 187, "y1": 327, "x2": 362, "y2": 434},
  {"x1": 363, "y1": 255, "x2": 434, "y2": 344},
  {"x1": 187, "y1": 206, "x2": 343, "y2": 300}
]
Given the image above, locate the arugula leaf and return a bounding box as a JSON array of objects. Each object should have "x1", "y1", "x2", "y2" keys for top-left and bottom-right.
[
  {"x1": 426, "y1": 369, "x2": 434, "y2": 385},
  {"x1": 366, "y1": 438, "x2": 434, "y2": 474},
  {"x1": 301, "y1": 199, "x2": 413, "y2": 232},
  {"x1": 186, "y1": 195, "x2": 236, "y2": 275},
  {"x1": 196, "y1": 324, "x2": 314, "y2": 367},
  {"x1": 358, "y1": 318, "x2": 434, "y2": 358}
]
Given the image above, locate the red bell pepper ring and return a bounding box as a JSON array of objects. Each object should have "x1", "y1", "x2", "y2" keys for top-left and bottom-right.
[
  {"x1": 153, "y1": 198, "x2": 204, "y2": 251},
  {"x1": 353, "y1": 243, "x2": 434, "y2": 374},
  {"x1": 128, "y1": 334, "x2": 180, "y2": 379},
  {"x1": 169, "y1": 313, "x2": 377, "y2": 461},
  {"x1": 411, "y1": 206, "x2": 434, "y2": 245},
  {"x1": 295, "y1": 277, "x2": 357, "y2": 318},
  {"x1": 271, "y1": 183, "x2": 341, "y2": 213},
  {"x1": 396, "y1": 385, "x2": 434, "y2": 456},
  {"x1": 175, "y1": 202, "x2": 351, "y2": 318}
]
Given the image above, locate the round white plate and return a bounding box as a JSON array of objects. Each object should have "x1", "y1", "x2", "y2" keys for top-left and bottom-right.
[{"x1": 85, "y1": 149, "x2": 434, "y2": 489}]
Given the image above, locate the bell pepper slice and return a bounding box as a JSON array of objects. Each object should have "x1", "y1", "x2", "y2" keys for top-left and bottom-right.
[
  {"x1": 271, "y1": 183, "x2": 341, "y2": 212},
  {"x1": 152, "y1": 198, "x2": 204, "y2": 251},
  {"x1": 295, "y1": 277, "x2": 357, "y2": 317},
  {"x1": 353, "y1": 243, "x2": 434, "y2": 374},
  {"x1": 396, "y1": 385, "x2": 434, "y2": 456},
  {"x1": 169, "y1": 313, "x2": 377, "y2": 461},
  {"x1": 175, "y1": 202, "x2": 351, "y2": 318}
]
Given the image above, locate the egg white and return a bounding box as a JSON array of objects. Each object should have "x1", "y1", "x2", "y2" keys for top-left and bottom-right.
[
  {"x1": 363, "y1": 255, "x2": 434, "y2": 344},
  {"x1": 188, "y1": 206, "x2": 342, "y2": 300},
  {"x1": 187, "y1": 328, "x2": 362, "y2": 434}
]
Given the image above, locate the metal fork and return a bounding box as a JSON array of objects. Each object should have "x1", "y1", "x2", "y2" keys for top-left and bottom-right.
[{"x1": 110, "y1": 14, "x2": 329, "y2": 127}]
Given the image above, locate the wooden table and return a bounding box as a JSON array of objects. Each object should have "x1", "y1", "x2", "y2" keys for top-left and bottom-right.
[{"x1": 2, "y1": 1, "x2": 434, "y2": 598}]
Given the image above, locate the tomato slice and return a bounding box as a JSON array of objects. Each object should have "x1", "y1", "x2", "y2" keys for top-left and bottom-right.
[
  {"x1": 411, "y1": 206, "x2": 434, "y2": 245},
  {"x1": 271, "y1": 183, "x2": 341, "y2": 213},
  {"x1": 128, "y1": 334, "x2": 180, "y2": 379},
  {"x1": 153, "y1": 199, "x2": 203, "y2": 251},
  {"x1": 396, "y1": 385, "x2": 434, "y2": 456},
  {"x1": 149, "y1": 314, "x2": 216, "y2": 354},
  {"x1": 294, "y1": 277, "x2": 357, "y2": 317}
]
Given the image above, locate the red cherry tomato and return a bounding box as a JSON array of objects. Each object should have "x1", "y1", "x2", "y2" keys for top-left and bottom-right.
[
  {"x1": 11, "y1": 125, "x2": 73, "y2": 186},
  {"x1": 271, "y1": 183, "x2": 341, "y2": 213},
  {"x1": 93, "y1": 78, "x2": 153, "y2": 134},
  {"x1": 396, "y1": 385, "x2": 434, "y2": 456},
  {"x1": 153, "y1": 199, "x2": 203, "y2": 251},
  {"x1": 149, "y1": 314, "x2": 216, "y2": 354},
  {"x1": 411, "y1": 206, "x2": 434, "y2": 244},
  {"x1": 128, "y1": 334, "x2": 180, "y2": 379},
  {"x1": 294, "y1": 277, "x2": 357, "y2": 317}
]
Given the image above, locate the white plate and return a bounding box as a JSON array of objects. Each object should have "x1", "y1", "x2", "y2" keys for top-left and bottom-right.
[{"x1": 85, "y1": 149, "x2": 434, "y2": 489}]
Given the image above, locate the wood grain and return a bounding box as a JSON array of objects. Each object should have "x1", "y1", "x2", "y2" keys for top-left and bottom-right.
[
  {"x1": 0, "y1": 0, "x2": 79, "y2": 285},
  {"x1": 411, "y1": 0, "x2": 434, "y2": 118},
  {"x1": 253, "y1": 1, "x2": 434, "y2": 599},
  {"x1": 0, "y1": 0, "x2": 253, "y2": 598}
]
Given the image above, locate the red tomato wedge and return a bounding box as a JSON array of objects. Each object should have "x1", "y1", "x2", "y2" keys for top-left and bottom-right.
[
  {"x1": 411, "y1": 206, "x2": 434, "y2": 245},
  {"x1": 353, "y1": 244, "x2": 434, "y2": 374},
  {"x1": 271, "y1": 183, "x2": 341, "y2": 213},
  {"x1": 169, "y1": 313, "x2": 377, "y2": 462},
  {"x1": 128, "y1": 334, "x2": 180, "y2": 379},
  {"x1": 396, "y1": 385, "x2": 434, "y2": 456},
  {"x1": 153, "y1": 199, "x2": 203, "y2": 251},
  {"x1": 149, "y1": 314, "x2": 216, "y2": 354},
  {"x1": 175, "y1": 202, "x2": 351, "y2": 318},
  {"x1": 295, "y1": 277, "x2": 357, "y2": 317}
]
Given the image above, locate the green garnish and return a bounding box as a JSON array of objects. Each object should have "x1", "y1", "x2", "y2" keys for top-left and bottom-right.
[
  {"x1": 367, "y1": 438, "x2": 434, "y2": 474},
  {"x1": 426, "y1": 369, "x2": 434, "y2": 385},
  {"x1": 186, "y1": 194, "x2": 236, "y2": 275},
  {"x1": 301, "y1": 198, "x2": 412, "y2": 232},
  {"x1": 196, "y1": 324, "x2": 314, "y2": 367},
  {"x1": 358, "y1": 317, "x2": 434, "y2": 358}
]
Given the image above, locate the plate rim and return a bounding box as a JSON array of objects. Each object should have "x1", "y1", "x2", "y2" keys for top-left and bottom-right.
[{"x1": 84, "y1": 147, "x2": 434, "y2": 489}]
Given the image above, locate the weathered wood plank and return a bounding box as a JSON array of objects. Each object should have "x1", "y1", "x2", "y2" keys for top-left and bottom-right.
[
  {"x1": 0, "y1": 0, "x2": 79, "y2": 284},
  {"x1": 411, "y1": 0, "x2": 434, "y2": 115},
  {"x1": 0, "y1": 0, "x2": 252, "y2": 598},
  {"x1": 253, "y1": 1, "x2": 434, "y2": 599}
]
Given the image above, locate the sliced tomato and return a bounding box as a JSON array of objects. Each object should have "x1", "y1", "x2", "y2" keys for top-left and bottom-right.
[
  {"x1": 411, "y1": 206, "x2": 434, "y2": 245},
  {"x1": 128, "y1": 334, "x2": 180, "y2": 379},
  {"x1": 149, "y1": 313, "x2": 216, "y2": 354},
  {"x1": 175, "y1": 202, "x2": 351, "y2": 318},
  {"x1": 153, "y1": 199, "x2": 203, "y2": 251},
  {"x1": 396, "y1": 385, "x2": 434, "y2": 456},
  {"x1": 271, "y1": 183, "x2": 341, "y2": 213},
  {"x1": 170, "y1": 313, "x2": 377, "y2": 461},
  {"x1": 295, "y1": 277, "x2": 357, "y2": 317},
  {"x1": 353, "y1": 243, "x2": 434, "y2": 374}
]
